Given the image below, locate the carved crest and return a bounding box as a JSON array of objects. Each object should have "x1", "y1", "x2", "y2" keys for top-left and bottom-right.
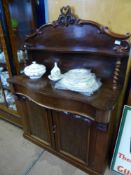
[{"x1": 53, "y1": 6, "x2": 79, "y2": 26}]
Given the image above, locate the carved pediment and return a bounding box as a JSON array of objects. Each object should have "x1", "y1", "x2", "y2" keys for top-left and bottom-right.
[{"x1": 25, "y1": 6, "x2": 130, "y2": 55}]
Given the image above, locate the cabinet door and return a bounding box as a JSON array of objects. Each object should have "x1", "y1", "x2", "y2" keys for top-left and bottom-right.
[
  {"x1": 53, "y1": 111, "x2": 91, "y2": 164},
  {"x1": 26, "y1": 100, "x2": 53, "y2": 147}
]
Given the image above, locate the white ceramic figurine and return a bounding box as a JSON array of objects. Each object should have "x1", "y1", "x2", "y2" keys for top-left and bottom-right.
[{"x1": 48, "y1": 62, "x2": 63, "y2": 81}]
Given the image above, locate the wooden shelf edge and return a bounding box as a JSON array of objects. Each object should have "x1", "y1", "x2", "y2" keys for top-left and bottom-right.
[{"x1": 27, "y1": 47, "x2": 129, "y2": 57}]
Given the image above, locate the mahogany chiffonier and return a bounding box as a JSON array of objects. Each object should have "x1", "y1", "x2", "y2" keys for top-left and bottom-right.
[{"x1": 9, "y1": 6, "x2": 131, "y2": 175}]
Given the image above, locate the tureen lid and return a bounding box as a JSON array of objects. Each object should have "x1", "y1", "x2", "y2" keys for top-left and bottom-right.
[{"x1": 24, "y1": 61, "x2": 46, "y2": 72}]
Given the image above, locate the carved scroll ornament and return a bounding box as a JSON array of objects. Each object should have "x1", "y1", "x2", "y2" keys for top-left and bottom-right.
[{"x1": 53, "y1": 6, "x2": 79, "y2": 26}]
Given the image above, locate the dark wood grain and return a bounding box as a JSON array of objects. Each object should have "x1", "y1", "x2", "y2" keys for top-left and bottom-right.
[
  {"x1": 26, "y1": 100, "x2": 52, "y2": 145},
  {"x1": 53, "y1": 111, "x2": 90, "y2": 164}
]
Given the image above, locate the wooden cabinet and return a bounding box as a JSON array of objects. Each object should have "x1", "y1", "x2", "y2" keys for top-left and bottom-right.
[
  {"x1": 15, "y1": 97, "x2": 114, "y2": 175},
  {"x1": 9, "y1": 6, "x2": 130, "y2": 175},
  {"x1": 16, "y1": 91, "x2": 131, "y2": 174}
]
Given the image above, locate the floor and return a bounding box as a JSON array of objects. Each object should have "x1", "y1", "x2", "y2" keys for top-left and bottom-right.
[{"x1": 0, "y1": 119, "x2": 115, "y2": 175}]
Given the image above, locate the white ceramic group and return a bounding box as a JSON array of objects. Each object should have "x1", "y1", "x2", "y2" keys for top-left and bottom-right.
[
  {"x1": 55, "y1": 69, "x2": 102, "y2": 96},
  {"x1": 24, "y1": 61, "x2": 102, "y2": 96},
  {"x1": 24, "y1": 61, "x2": 62, "y2": 80}
]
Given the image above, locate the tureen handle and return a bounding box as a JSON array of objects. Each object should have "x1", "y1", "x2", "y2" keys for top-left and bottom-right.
[{"x1": 32, "y1": 61, "x2": 36, "y2": 64}]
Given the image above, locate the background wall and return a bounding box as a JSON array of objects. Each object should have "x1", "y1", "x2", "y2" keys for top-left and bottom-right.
[{"x1": 47, "y1": 0, "x2": 131, "y2": 36}]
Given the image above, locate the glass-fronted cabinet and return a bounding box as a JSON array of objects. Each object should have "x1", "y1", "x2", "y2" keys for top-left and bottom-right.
[
  {"x1": 0, "y1": 22, "x2": 21, "y2": 126},
  {"x1": 8, "y1": 0, "x2": 36, "y2": 74},
  {"x1": 0, "y1": 35, "x2": 16, "y2": 111},
  {"x1": 0, "y1": 0, "x2": 45, "y2": 127},
  {"x1": 8, "y1": 0, "x2": 46, "y2": 73},
  {"x1": 0, "y1": 0, "x2": 46, "y2": 127},
  {"x1": 9, "y1": 0, "x2": 36, "y2": 48}
]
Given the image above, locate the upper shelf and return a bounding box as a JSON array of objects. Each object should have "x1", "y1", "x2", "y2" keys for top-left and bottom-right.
[
  {"x1": 27, "y1": 46, "x2": 129, "y2": 57},
  {"x1": 25, "y1": 6, "x2": 131, "y2": 57}
]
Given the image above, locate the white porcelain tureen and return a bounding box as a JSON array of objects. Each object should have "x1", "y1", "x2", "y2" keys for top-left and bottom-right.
[{"x1": 24, "y1": 61, "x2": 46, "y2": 79}]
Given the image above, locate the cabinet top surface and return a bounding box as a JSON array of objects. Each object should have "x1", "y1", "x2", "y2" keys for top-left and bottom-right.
[{"x1": 10, "y1": 75, "x2": 120, "y2": 111}]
